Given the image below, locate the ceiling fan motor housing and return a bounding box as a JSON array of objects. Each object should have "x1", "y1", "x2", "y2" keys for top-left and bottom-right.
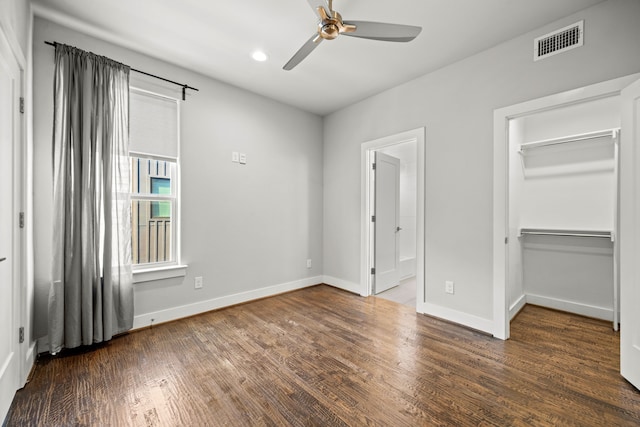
[{"x1": 320, "y1": 22, "x2": 340, "y2": 39}]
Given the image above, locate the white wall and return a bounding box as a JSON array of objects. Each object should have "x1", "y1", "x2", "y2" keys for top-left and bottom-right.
[
  {"x1": 0, "y1": 0, "x2": 31, "y2": 55},
  {"x1": 31, "y1": 17, "x2": 324, "y2": 340},
  {"x1": 323, "y1": 0, "x2": 640, "y2": 328}
]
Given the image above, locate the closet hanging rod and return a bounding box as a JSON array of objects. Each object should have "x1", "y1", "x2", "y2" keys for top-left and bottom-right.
[
  {"x1": 518, "y1": 228, "x2": 614, "y2": 241},
  {"x1": 44, "y1": 41, "x2": 199, "y2": 100},
  {"x1": 519, "y1": 128, "x2": 618, "y2": 153}
]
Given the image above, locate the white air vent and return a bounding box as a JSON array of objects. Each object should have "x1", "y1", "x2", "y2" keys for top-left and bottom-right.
[{"x1": 534, "y1": 20, "x2": 583, "y2": 61}]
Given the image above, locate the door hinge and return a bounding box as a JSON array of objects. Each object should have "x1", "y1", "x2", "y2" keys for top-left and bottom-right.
[
  {"x1": 372, "y1": 163, "x2": 376, "y2": 170},
  {"x1": 19, "y1": 327, "x2": 24, "y2": 344},
  {"x1": 371, "y1": 215, "x2": 375, "y2": 222},
  {"x1": 19, "y1": 212, "x2": 24, "y2": 228},
  {"x1": 371, "y1": 267, "x2": 375, "y2": 275},
  {"x1": 505, "y1": 237, "x2": 508, "y2": 244},
  {"x1": 19, "y1": 97, "x2": 24, "y2": 114}
]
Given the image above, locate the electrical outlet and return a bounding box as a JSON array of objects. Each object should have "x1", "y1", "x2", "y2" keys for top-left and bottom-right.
[
  {"x1": 445, "y1": 280, "x2": 454, "y2": 294},
  {"x1": 306, "y1": 259, "x2": 312, "y2": 268},
  {"x1": 194, "y1": 276, "x2": 203, "y2": 289}
]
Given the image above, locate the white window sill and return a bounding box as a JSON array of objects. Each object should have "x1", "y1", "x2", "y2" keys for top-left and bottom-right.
[{"x1": 133, "y1": 264, "x2": 188, "y2": 284}]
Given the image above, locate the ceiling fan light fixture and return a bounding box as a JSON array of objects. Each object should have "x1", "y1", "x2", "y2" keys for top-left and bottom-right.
[{"x1": 251, "y1": 50, "x2": 268, "y2": 62}]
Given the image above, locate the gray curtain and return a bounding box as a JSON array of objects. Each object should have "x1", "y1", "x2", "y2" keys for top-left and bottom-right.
[{"x1": 49, "y1": 44, "x2": 133, "y2": 354}]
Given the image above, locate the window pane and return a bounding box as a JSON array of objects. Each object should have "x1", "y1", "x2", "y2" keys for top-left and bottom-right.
[
  {"x1": 150, "y1": 178, "x2": 171, "y2": 218},
  {"x1": 130, "y1": 156, "x2": 175, "y2": 196},
  {"x1": 131, "y1": 199, "x2": 173, "y2": 265}
]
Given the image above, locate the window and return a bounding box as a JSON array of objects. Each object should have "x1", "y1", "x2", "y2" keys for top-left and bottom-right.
[
  {"x1": 130, "y1": 156, "x2": 176, "y2": 264},
  {"x1": 129, "y1": 88, "x2": 180, "y2": 271}
]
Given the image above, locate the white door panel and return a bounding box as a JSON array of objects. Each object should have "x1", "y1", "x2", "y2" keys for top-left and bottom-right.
[
  {"x1": 620, "y1": 77, "x2": 640, "y2": 391},
  {"x1": 374, "y1": 152, "x2": 400, "y2": 294}
]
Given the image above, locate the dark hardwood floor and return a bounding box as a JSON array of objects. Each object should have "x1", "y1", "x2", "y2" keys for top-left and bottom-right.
[{"x1": 7, "y1": 285, "x2": 640, "y2": 426}]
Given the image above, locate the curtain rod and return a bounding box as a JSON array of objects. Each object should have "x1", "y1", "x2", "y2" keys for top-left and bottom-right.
[{"x1": 45, "y1": 41, "x2": 199, "y2": 100}]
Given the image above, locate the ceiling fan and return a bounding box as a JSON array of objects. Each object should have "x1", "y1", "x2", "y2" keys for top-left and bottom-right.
[{"x1": 283, "y1": 0, "x2": 422, "y2": 70}]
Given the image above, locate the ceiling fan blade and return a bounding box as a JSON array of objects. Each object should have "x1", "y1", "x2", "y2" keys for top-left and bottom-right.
[
  {"x1": 306, "y1": 0, "x2": 330, "y2": 17},
  {"x1": 342, "y1": 21, "x2": 422, "y2": 42},
  {"x1": 283, "y1": 34, "x2": 323, "y2": 71}
]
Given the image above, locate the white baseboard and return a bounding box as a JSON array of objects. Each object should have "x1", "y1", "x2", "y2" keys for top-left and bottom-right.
[
  {"x1": 400, "y1": 257, "x2": 416, "y2": 280},
  {"x1": 509, "y1": 294, "x2": 527, "y2": 320},
  {"x1": 525, "y1": 293, "x2": 612, "y2": 321},
  {"x1": 322, "y1": 275, "x2": 363, "y2": 296},
  {"x1": 132, "y1": 276, "x2": 323, "y2": 330},
  {"x1": 21, "y1": 342, "x2": 36, "y2": 386},
  {"x1": 419, "y1": 302, "x2": 494, "y2": 335}
]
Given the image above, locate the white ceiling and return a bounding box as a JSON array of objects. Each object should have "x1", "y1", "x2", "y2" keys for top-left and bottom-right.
[{"x1": 33, "y1": 0, "x2": 605, "y2": 116}]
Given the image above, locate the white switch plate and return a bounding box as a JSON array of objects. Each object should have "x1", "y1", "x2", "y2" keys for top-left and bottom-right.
[
  {"x1": 445, "y1": 280, "x2": 454, "y2": 294},
  {"x1": 232, "y1": 152, "x2": 239, "y2": 162},
  {"x1": 306, "y1": 259, "x2": 312, "y2": 268},
  {"x1": 239, "y1": 153, "x2": 247, "y2": 164},
  {"x1": 195, "y1": 276, "x2": 203, "y2": 289}
]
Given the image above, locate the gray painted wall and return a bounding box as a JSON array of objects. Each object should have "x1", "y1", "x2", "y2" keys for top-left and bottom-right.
[
  {"x1": 32, "y1": 17, "x2": 324, "y2": 339},
  {"x1": 322, "y1": 0, "x2": 640, "y2": 322},
  {"x1": 0, "y1": 0, "x2": 31, "y2": 54}
]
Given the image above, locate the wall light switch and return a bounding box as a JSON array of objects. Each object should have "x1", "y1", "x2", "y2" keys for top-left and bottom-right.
[
  {"x1": 239, "y1": 153, "x2": 247, "y2": 164},
  {"x1": 195, "y1": 276, "x2": 203, "y2": 289},
  {"x1": 306, "y1": 259, "x2": 312, "y2": 268},
  {"x1": 232, "y1": 152, "x2": 239, "y2": 162}
]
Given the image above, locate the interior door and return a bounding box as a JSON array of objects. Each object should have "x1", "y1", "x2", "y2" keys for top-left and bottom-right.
[
  {"x1": 0, "y1": 29, "x2": 20, "y2": 421},
  {"x1": 374, "y1": 152, "x2": 401, "y2": 294},
  {"x1": 620, "y1": 77, "x2": 640, "y2": 391}
]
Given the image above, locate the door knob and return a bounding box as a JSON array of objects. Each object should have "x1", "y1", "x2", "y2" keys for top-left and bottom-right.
[
  {"x1": 396, "y1": 226, "x2": 402, "y2": 232},
  {"x1": 0, "y1": 257, "x2": 6, "y2": 262}
]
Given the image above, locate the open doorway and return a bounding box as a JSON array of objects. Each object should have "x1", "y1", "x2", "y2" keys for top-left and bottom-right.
[
  {"x1": 493, "y1": 74, "x2": 640, "y2": 340},
  {"x1": 360, "y1": 128, "x2": 425, "y2": 311}
]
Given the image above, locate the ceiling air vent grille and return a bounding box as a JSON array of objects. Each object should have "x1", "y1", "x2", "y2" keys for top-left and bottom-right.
[{"x1": 534, "y1": 20, "x2": 583, "y2": 61}]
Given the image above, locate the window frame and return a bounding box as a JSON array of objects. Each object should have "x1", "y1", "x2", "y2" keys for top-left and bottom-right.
[{"x1": 128, "y1": 87, "x2": 184, "y2": 280}]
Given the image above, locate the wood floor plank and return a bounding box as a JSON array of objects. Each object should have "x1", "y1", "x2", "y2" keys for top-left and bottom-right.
[{"x1": 6, "y1": 285, "x2": 640, "y2": 426}]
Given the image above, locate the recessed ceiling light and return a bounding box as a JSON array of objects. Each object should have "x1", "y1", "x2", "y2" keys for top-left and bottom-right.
[{"x1": 252, "y1": 51, "x2": 268, "y2": 62}]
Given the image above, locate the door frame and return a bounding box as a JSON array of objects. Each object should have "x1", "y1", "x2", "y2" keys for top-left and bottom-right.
[
  {"x1": 492, "y1": 74, "x2": 640, "y2": 340},
  {"x1": 360, "y1": 127, "x2": 425, "y2": 311}
]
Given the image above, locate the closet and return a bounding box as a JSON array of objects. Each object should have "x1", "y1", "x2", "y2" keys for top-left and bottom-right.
[{"x1": 508, "y1": 95, "x2": 620, "y2": 329}]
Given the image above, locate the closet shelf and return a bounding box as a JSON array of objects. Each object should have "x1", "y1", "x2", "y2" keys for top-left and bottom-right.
[
  {"x1": 518, "y1": 228, "x2": 614, "y2": 241},
  {"x1": 519, "y1": 128, "x2": 619, "y2": 153}
]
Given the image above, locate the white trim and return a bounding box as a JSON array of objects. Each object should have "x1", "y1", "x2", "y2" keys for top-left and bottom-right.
[
  {"x1": 132, "y1": 276, "x2": 322, "y2": 329},
  {"x1": 130, "y1": 86, "x2": 179, "y2": 102},
  {"x1": 509, "y1": 294, "x2": 527, "y2": 320},
  {"x1": 21, "y1": 342, "x2": 36, "y2": 385},
  {"x1": 360, "y1": 128, "x2": 426, "y2": 309},
  {"x1": 322, "y1": 275, "x2": 363, "y2": 296},
  {"x1": 492, "y1": 73, "x2": 640, "y2": 340},
  {"x1": 421, "y1": 303, "x2": 494, "y2": 335},
  {"x1": 525, "y1": 294, "x2": 613, "y2": 321},
  {"x1": 128, "y1": 150, "x2": 177, "y2": 162},
  {"x1": 133, "y1": 264, "x2": 188, "y2": 284}
]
